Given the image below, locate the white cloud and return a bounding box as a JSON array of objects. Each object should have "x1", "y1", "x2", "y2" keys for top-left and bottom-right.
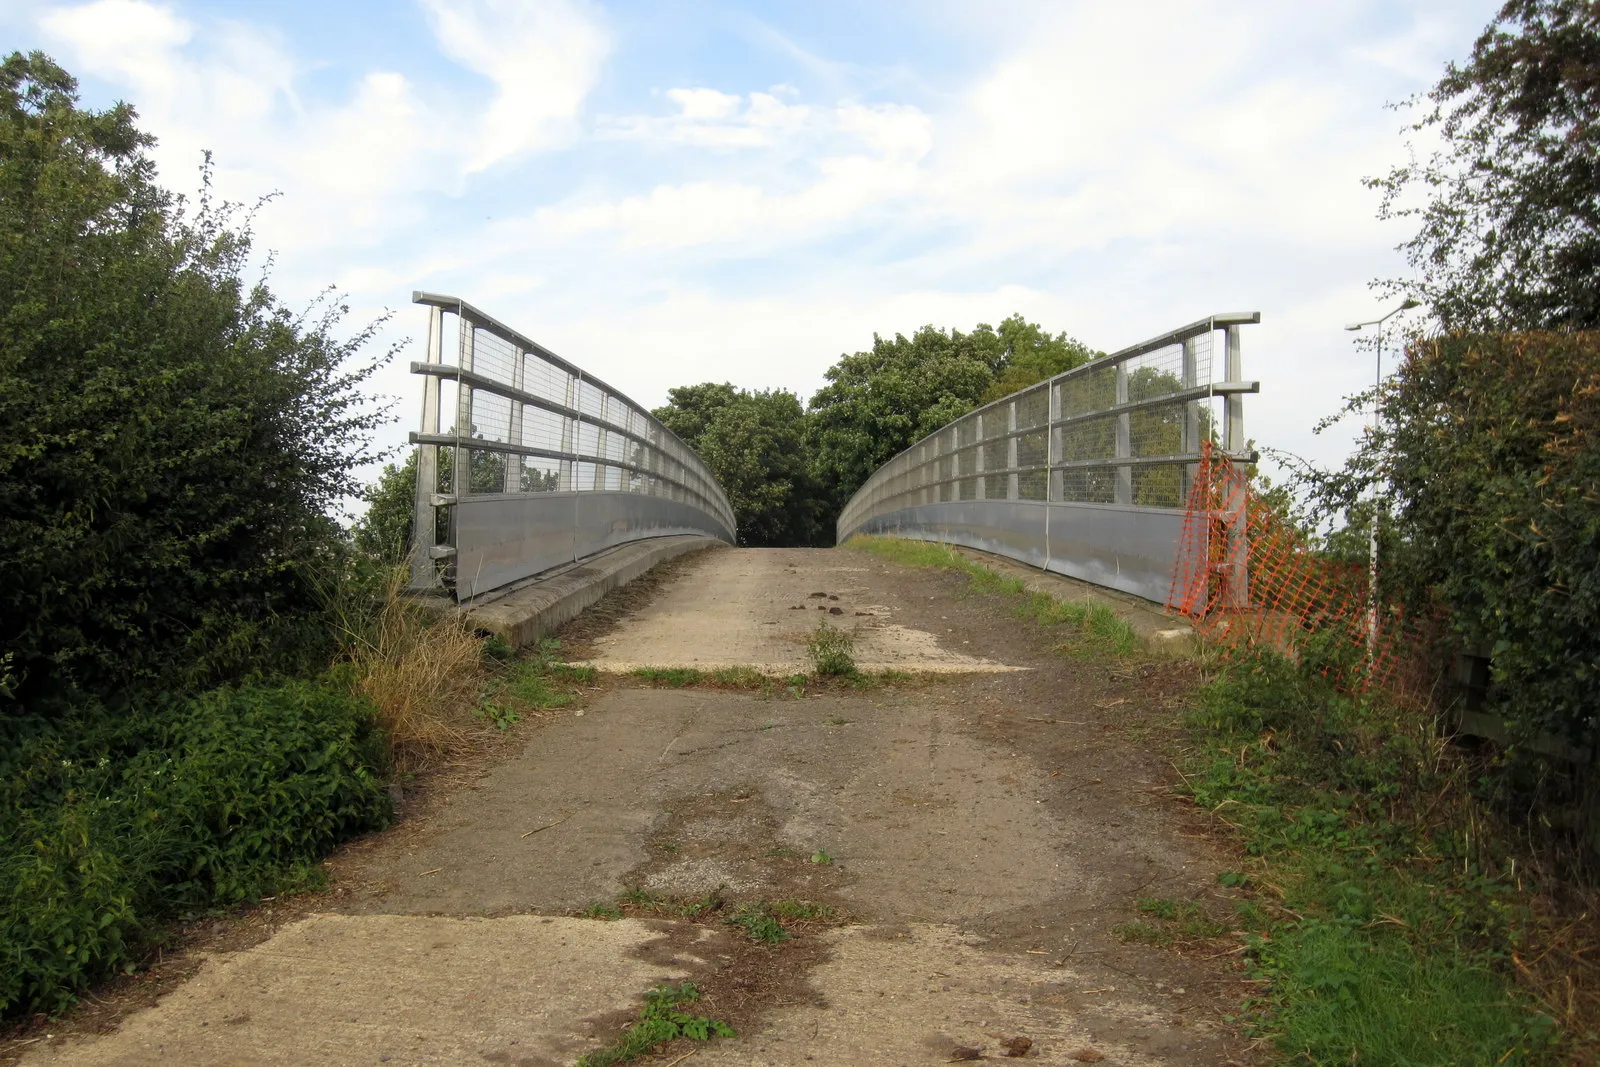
[
  {"x1": 419, "y1": 0, "x2": 609, "y2": 171},
  {"x1": 35, "y1": 0, "x2": 609, "y2": 256}
]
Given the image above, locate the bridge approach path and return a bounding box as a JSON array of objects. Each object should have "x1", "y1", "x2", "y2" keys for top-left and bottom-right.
[{"x1": 19, "y1": 546, "x2": 1256, "y2": 1067}]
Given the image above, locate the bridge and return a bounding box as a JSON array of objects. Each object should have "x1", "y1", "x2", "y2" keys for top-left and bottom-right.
[
  {"x1": 403, "y1": 293, "x2": 1258, "y2": 628},
  {"x1": 21, "y1": 298, "x2": 1263, "y2": 1067}
]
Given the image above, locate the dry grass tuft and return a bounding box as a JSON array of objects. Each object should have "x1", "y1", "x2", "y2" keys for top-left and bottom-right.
[{"x1": 332, "y1": 568, "x2": 485, "y2": 772}]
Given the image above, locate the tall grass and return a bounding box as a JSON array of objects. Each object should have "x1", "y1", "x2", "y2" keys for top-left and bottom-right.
[{"x1": 326, "y1": 567, "x2": 484, "y2": 771}]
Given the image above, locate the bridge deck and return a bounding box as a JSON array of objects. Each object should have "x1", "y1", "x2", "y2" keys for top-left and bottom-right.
[{"x1": 22, "y1": 548, "x2": 1250, "y2": 1067}]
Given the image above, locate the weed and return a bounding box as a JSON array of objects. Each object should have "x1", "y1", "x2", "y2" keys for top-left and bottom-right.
[
  {"x1": 575, "y1": 981, "x2": 734, "y2": 1067},
  {"x1": 823, "y1": 716, "x2": 853, "y2": 726},
  {"x1": 474, "y1": 702, "x2": 520, "y2": 730},
  {"x1": 710, "y1": 666, "x2": 768, "y2": 688},
  {"x1": 580, "y1": 902, "x2": 622, "y2": 920},
  {"x1": 727, "y1": 902, "x2": 790, "y2": 944},
  {"x1": 481, "y1": 632, "x2": 514, "y2": 662},
  {"x1": 809, "y1": 849, "x2": 833, "y2": 865},
  {"x1": 806, "y1": 621, "x2": 857, "y2": 677},
  {"x1": 767, "y1": 899, "x2": 834, "y2": 921},
  {"x1": 333, "y1": 565, "x2": 482, "y2": 770}
]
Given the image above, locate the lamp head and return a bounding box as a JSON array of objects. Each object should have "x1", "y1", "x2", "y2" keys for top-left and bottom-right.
[
  {"x1": 1399, "y1": 298, "x2": 1421, "y2": 311},
  {"x1": 1344, "y1": 323, "x2": 1364, "y2": 331}
]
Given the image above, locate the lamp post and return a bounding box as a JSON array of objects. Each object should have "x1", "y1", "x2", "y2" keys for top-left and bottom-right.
[{"x1": 1345, "y1": 298, "x2": 1420, "y2": 665}]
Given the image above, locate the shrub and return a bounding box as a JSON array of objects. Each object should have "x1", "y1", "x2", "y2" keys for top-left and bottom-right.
[
  {"x1": 0, "y1": 680, "x2": 390, "y2": 1017},
  {"x1": 0, "y1": 52, "x2": 392, "y2": 710},
  {"x1": 1384, "y1": 334, "x2": 1599, "y2": 743}
]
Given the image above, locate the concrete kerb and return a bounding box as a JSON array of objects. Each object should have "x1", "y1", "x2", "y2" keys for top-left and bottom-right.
[{"x1": 458, "y1": 535, "x2": 726, "y2": 649}]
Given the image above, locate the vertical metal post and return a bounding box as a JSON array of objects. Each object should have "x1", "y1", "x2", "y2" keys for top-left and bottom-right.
[
  {"x1": 1222, "y1": 325, "x2": 1248, "y2": 609},
  {"x1": 1114, "y1": 361, "x2": 1132, "y2": 505},
  {"x1": 408, "y1": 304, "x2": 444, "y2": 591},
  {"x1": 1007, "y1": 401, "x2": 1019, "y2": 500},
  {"x1": 454, "y1": 318, "x2": 475, "y2": 498},
  {"x1": 559, "y1": 372, "x2": 578, "y2": 492},
  {"x1": 974, "y1": 414, "x2": 985, "y2": 499},
  {"x1": 1181, "y1": 336, "x2": 1200, "y2": 504},
  {"x1": 504, "y1": 346, "x2": 525, "y2": 493},
  {"x1": 1224, "y1": 324, "x2": 1245, "y2": 452},
  {"x1": 1047, "y1": 382, "x2": 1063, "y2": 503}
]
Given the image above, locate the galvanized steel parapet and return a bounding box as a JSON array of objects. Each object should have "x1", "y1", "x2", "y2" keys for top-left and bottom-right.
[
  {"x1": 835, "y1": 313, "x2": 1261, "y2": 601},
  {"x1": 406, "y1": 292, "x2": 736, "y2": 599}
]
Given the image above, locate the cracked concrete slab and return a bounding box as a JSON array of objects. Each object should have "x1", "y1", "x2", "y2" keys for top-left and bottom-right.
[
  {"x1": 22, "y1": 915, "x2": 693, "y2": 1067},
  {"x1": 577, "y1": 548, "x2": 1023, "y2": 673}
]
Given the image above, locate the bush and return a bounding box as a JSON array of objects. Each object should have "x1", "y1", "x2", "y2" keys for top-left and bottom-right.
[
  {"x1": 1383, "y1": 333, "x2": 1599, "y2": 743},
  {"x1": 0, "y1": 53, "x2": 391, "y2": 710},
  {"x1": 0, "y1": 680, "x2": 391, "y2": 1017}
]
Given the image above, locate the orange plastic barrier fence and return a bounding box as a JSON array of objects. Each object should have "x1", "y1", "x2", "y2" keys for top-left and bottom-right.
[{"x1": 1165, "y1": 441, "x2": 1433, "y2": 700}]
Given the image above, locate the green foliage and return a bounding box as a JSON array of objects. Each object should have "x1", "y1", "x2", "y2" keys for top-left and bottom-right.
[
  {"x1": 353, "y1": 452, "x2": 416, "y2": 563},
  {"x1": 807, "y1": 322, "x2": 1005, "y2": 520},
  {"x1": 1372, "y1": 0, "x2": 1600, "y2": 329},
  {"x1": 0, "y1": 680, "x2": 390, "y2": 1017},
  {"x1": 726, "y1": 902, "x2": 790, "y2": 944},
  {"x1": 805, "y1": 621, "x2": 857, "y2": 677},
  {"x1": 1303, "y1": 333, "x2": 1599, "y2": 744},
  {"x1": 1182, "y1": 650, "x2": 1558, "y2": 1063},
  {"x1": 481, "y1": 638, "x2": 593, "y2": 718},
  {"x1": 980, "y1": 314, "x2": 1099, "y2": 402},
  {"x1": 651, "y1": 315, "x2": 1094, "y2": 544},
  {"x1": 654, "y1": 384, "x2": 823, "y2": 546},
  {"x1": 0, "y1": 52, "x2": 391, "y2": 710},
  {"x1": 575, "y1": 981, "x2": 734, "y2": 1067}
]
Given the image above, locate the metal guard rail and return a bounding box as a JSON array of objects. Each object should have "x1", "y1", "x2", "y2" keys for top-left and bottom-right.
[
  {"x1": 837, "y1": 312, "x2": 1260, "y2": 603},
  {"x1": 407, "y1": 292, "x2": 736, "y2": 600}
]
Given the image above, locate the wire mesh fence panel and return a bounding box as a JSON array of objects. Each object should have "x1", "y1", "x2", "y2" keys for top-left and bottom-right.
[
  {"x1": 408, "y1": 294, "x2": 735, "y2": 597},
  {"x1": 836, "y1": 313, "x2": 1259, "y2": 602}
]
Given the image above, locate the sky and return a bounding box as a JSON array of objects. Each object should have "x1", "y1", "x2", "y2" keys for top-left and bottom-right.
[{"x1": 3, "y1": 0, "x2": 1499, "y2": 482}]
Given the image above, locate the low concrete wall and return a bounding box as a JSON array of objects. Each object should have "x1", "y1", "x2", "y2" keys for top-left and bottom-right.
[{"x1": 461, "y1": 535, "x2": 724, "y2": 649}]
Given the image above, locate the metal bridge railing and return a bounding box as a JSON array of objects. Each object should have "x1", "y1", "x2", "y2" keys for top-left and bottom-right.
[
  {"x1": 837, "y1": 313, "x2": 1260, "y2": 603},
  {"x1": 407, "y1": 293, "x2": 736, "y2": 600}
]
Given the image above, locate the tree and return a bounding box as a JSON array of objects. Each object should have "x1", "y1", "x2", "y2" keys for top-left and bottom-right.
[
  {"x1": 981, "y1": 314, "x2": 1098, "y2": 402},
  {"x1": 1373, "y1": 0, "x2": 1600, "y2": 328},
  {"x1": 807, "y1": 323, "x2": 1006, "y2": 520},
  {"x1": 354, "y1": 453, "x2": 417, "y2": 563},
  {"x1": 654, "y1": 385, "x2": 822, "y2": 546},
  {"x1": 0, "y1": 52, "x2": 391, "y2": 709}
]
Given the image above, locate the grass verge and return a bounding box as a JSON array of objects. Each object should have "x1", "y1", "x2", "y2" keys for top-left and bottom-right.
[
  {"x1": 1179, "y1": 649, "x2": 1565, "y2": 1064},
  {"x1": 845, "y1": 534, "x2": 1142, "y2": 658}
]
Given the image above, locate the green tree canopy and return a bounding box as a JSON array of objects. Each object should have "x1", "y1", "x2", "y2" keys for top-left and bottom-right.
[
  {"x1": 981, "y1": 314, "x2": 1099, "y2": 402},
  {"x1": 654, "y1": 385, "x2": 821, "y2": 546},
  {"x1": 807, "y1": 323, "x2": 1007, "y2": 517},
  {"x1": 1374, "y1": 0, "x2": 1600, "y2": 328},
  {"x1": 0, "y1": 51, "x2": 390, "y2": 710}
]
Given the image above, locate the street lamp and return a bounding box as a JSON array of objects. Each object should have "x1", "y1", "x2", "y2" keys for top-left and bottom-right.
[{"x1": 1345, "y1": 298, "x2": 1421, "y2": 665}]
